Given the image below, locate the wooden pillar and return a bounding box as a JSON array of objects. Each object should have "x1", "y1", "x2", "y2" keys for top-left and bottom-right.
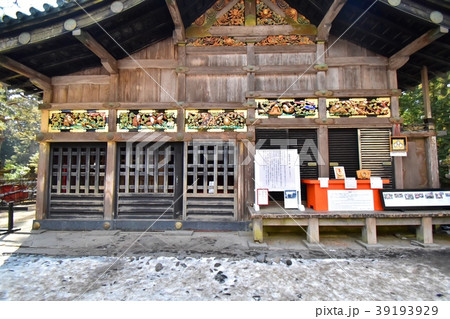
[
  {"x1": 426, "y1": 136, "x2": 440, "y2": 188},
  {"x1": 307, "y1": 218, "x2": 320, "y2": 243},
  {"x1": 388, "y1": 69, "x2": 404, "y2": 189},
  {"x1": 416, "y1": 217, "x2": 433, "y2": 244},
  {"x1": 103, "y1": 141, "x2": 116, "y2": 220},
  {"x1": 421, "y1": 66, "x2": 432, "y2": 119},
  {"x1": 421, "y1": 66, "x2": 440, "y2": 188},
  {"x1": 253, "y1": 218, "x2": 263, "y2": 243},
  {"x1": 318, "y1": 125, "x2": 329, "y2": 177},
  {"x1": 316, "y1": 41, "x2": 329, "y2": 178},
  {"x1": 237, "y1": 141, "x2": 245, "y2": 220},
  {"x1": 362, "y1": 217, "x2": 377, "y2": 245},
  {"x1": 176, "y1": 43, "x2": 187, "y2": 135},
  {"x1": 246, "y1": 43, "x2": 256, "y2": 207},
  {"x1": 35, "y1": 88, "x2": 52, "y2": 220},
  {"x1": 177, "y1": 43, "x2": 186, "y2": 102},
  {"x1": 35, "y1": 142, "x2": 50, "y2": 220}
]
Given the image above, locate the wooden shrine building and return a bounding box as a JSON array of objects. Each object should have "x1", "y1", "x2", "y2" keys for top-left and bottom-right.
[{"x1": 0, "y1": 0, "x2": 449, "y2": 239}]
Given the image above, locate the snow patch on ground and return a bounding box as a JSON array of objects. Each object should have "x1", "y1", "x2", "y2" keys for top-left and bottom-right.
[{"x1": 0, "y1": 254, "x2": 448, "y2": 301}]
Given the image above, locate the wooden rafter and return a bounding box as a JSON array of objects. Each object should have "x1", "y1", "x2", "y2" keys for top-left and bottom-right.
[
  {"x1": 165, "y1": 0, "x2": 185, "y2": 42},
  {"x1": 317, "y1": 0, "x2": 347, "y2": 41},
  {"x1": 0, "y1": 54, "x2": 51, "y2": 90},
  {"x1": 389, "y1": 26, "x2": 448, "y2": 70},
  {"x1": 72, "y1": 29, "x2": 118, "y2": 74},
  {"x1": 379, "y1": 0, "x2": 450, "y2": 29}
]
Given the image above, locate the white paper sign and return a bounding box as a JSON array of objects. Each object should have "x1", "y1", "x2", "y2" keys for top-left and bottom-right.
[
  {"x1": 255, "y1": 149, "x2": 299, "y2": 191},
  {"x1": 319, "y1": 177, "x2": 329, "y2": 188},
  {"x1": 345, "y1": 178, "x2": 357, "y2": 189},
  {"x1": 328, "y1": 190, "x2": 374, "y2": 211},
  {"x1": 370, "y1": 177, "x2": 383, "y2": 189},
  {"x1": 284, "y1": 190, "x2": 298, "y2": 209},
  {"x1": 391, "y1": 152, "x2": 407, "y2": 157},
  {"x1": 254, "y1": 149, "x2": 303, "y2": 210},
  {"x1": 256, "y1": 188, "x2": 269, "y2": 206}
]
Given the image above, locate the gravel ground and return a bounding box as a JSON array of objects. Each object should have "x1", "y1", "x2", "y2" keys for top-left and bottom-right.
[{"x1": 1, "y1": 249, "x2": 449, "y2": 301}]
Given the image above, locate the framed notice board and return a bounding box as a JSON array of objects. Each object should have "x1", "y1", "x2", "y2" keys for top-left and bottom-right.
[
  {"x1": 254, "y1": 149, "x2": 303, "y2": 210},
  {"x1": 380, "y1": 189, "x2": 450, "y2": 210}
]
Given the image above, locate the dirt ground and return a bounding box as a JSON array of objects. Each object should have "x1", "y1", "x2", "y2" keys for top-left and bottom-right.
[{"x1": 1, "y1": 205, "x2": 450, "y2": 301}]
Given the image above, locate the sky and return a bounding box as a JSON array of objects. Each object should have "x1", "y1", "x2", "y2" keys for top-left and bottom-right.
[{"x1": 0, "y1": 0, "x2": 58, "y2": 18}]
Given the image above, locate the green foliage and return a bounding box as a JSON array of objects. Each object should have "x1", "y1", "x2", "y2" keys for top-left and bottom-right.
[
  {"x1": 400, "y1": 72, "x2": 450, "y2": 186},
  {"x1": 0, "y1": 86, "x2": 41, "y2": 181}
]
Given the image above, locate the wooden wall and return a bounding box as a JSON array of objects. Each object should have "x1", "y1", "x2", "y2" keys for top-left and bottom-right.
[
  {"x1": 402, "y1": 136, "x2": 430, "y2": 189},
  {"x1": 326, "y1": 37, "x2": 388, "y2": 91},
  {"x1": 40, "y1": 35, "x2": 402, "y2": 221},
  {"x1": 49, "y1": 36, "x2": 391, "y2": 106},
  {"x1": 52, "y1": 67, "x2": 110, "y2": 103}
]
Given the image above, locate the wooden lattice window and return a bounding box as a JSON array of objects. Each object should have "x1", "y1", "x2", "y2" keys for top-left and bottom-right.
[
  {"x1": 186, "y1": 141, "x2": 236, "y2": 194},
  {"x1": 118, "y1": 143, "x2": 177, "y2": 193},
  {"x1": 50, "y1": 144, "x2": 106, "y2": 194}
]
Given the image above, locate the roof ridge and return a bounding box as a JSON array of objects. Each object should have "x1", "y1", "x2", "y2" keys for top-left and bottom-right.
[{"x1": 0, "y1": 0, "x2": 94, "y2": 28}]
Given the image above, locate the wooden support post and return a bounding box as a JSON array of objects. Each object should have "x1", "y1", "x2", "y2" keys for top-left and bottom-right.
[
  {"x1": 362, "y1": 217, "x2": 377, "y2": 245},
  {"x1": 244, "y1": 140, "x2": 256, "y2": 209},
  {"x1": 318, "y1": 125, "x2": 329, "y2": 178},
  {"x1": 388, "y1": 70, "x2": 404, "y2": 189},
  {"x1": 103, "y1": 141, "x2": 117, "y2": 220},
  {"x1": 177, "y1": 44, "x2": 186, "y2": 102},
  {"x1": 109, "y1": 73, "x2": 119, "y2": 102},
  {"x1": 426, "y1": 135, "x2": 440, "y2": 188},
  {"x1": 35, "y1": 143, "x2": 50, "y2": 220},
  {"x1": 307, "y1": 218, "x2": 320, "y2": 244},
  {"x1": 421, "y1": 66, "x2": 440, "y2": 188},
  {"x1": 245, "y1": 0, "x2": 256, "y2": 26},
  {"x1": 253, "y1": 218, "x2": 264, "y2": 243},
  {"x1": 246, "y1": 42, "x2": 256, "y2": 209},
  {"x1": 416, "y1": 217, "x2": 433, "y2": 244},
  {"x1": 237, "y1": 141, "x2": 245, "y2": 221},
  {"x1": 421, "y1": 66, "x2": 432, "y2": 119}
]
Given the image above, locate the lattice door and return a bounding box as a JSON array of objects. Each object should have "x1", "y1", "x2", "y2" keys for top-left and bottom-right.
[
  {"x1": 116, "y1": 142, "x2": 183, "y2": 219},
  {"x1": 48, "y1": 143, "x2": 106, "y2": 218},
  {"x1": 185, "y1": 141, "x2": 237, "y2": 220}
]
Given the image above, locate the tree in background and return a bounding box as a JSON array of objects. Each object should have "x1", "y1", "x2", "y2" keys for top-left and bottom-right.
[
  {"x1": 0, "y1": 86, "x2": 41, "y2": 180},
  {"x1": 400, "y1": 72, "x2": 450, "y2": 186}
]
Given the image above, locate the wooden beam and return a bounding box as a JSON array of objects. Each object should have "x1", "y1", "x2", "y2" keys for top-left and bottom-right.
[
  {"x1": 209, "y1": 25, "x2": 316, "y2": 37},
  {"x1": 317, "y1": 0, "x2": 347, "y2": 41},
  {"x1": 118, "y1": 59, "x2": 178, "y2": 69},
  {"x1": 389, "y1": 27, "x2": 448, "y2": 70},
  {"x1": 51, "y1": 75, "x2": 110, "y2": 86},
  {"x1": 0, "y1": 55, "x2": 51, "y2": 90},
  {"x1": 72, "y1": 29, "x2": 118, "y2": 74},
  {"x1": 165, "y1": 0, "x2": 185, "y2": 42},
  {"x1": 326, "y1": 56, "x2": 388, "y2": 67},
  {"x1": 379, "y1": 0, "x2": 450, "y2": 29}
]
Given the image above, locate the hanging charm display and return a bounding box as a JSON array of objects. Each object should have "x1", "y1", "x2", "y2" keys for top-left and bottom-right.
[{"x1": 390, "y1": 124, "x2": 408, "y2": 157}]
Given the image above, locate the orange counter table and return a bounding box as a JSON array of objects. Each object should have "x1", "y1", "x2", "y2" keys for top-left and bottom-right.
[{"x1": 302, "y1": 179, "x2": 389, "y2": 211}]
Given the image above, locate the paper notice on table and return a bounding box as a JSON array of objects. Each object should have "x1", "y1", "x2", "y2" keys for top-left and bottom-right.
[
  {"x1": 319, "y1": 177, "x2": 329, "y2": 188},
  {"x1": 370, "y1": 177, "x2": 383, "y2": 189},
  {"x1": 328, "y1": 190, "x2": 374, "y2": 211},
  {"x1": 345, "y1": 178, "x2": 357, "y2": 189}
]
